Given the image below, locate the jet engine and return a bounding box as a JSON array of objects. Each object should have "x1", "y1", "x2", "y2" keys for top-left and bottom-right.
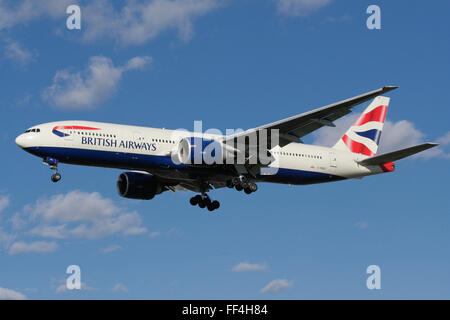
[
  {"x1": 117, "y1": 172, "x2": 164, "y2": 200},
  {"x1": 176, "y1": 137, "x2": 227, "y2": 165}
]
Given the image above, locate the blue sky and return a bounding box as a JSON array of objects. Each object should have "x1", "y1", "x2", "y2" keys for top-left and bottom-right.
[{"x1": 0, "y1": 0, "x2": 449, "y2": 299}]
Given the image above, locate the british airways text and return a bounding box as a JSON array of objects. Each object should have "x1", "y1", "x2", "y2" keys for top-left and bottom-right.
[{"x1": 81, "y1": 137, "x2": 157, "y2": 151}]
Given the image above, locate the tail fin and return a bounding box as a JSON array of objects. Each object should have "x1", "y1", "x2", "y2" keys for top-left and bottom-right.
[{"x1": 333, "y1": 96, "x2": 390, "y2": 156}]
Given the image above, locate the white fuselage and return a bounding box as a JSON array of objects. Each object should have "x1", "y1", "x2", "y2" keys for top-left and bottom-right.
[{"x1": 15, "y1": 121, "x2": 385, "y2": 186}]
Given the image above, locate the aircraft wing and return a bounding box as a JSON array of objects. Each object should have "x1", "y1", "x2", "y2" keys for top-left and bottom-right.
[{"x1": 224, "y1": 86, "x2": 398, "y2": 148}]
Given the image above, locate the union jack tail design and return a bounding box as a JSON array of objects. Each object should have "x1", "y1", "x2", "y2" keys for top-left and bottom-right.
[{"x1": 333, "y1": 96, "x2": 390, "y2": 156}]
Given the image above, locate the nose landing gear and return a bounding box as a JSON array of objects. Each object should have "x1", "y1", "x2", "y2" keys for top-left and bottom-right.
[{"x1": 44, "y1": 157, "x2": 61, "y2": 183}]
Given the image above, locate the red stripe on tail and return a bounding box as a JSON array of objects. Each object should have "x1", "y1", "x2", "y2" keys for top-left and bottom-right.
[
  {"x1": 354, "y1": 105, "x2": 388, "y2": 126},
  {"x1": 342, "y1": 134, "x2": 375, "y2": 156}
]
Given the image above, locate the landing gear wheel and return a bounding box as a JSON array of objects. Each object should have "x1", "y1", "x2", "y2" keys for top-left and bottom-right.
[
  {"x1": 232, "y1": 177, "x2": 240, "y2": 186},
  {"x1": 190, "y1": 196, "x2": 198, "y2": 206},
  {"x1": 249, "y1": 183, "x2": 258, "y2": 193},
  {"x1": 226, "y1": 180, "x2": 234, "y2": 188},
  {"x1": 244, "y1": 187, "x2": 252, "y2": 194},
  {"x1": 51, "y1": 173, "x2": 61, "y2": 183},
  {"x1": 235, "y1": 184, "x2": 243, "y2": 191},
  {"x1": 190, "y1": 195, "x2": 202, "y2": 206},
  {"x1": 207, "y1": 200, "x2": 220, "y2": 211},
  {"x1": 191, "y1": 193, "x2": 220, "y2": 211}
]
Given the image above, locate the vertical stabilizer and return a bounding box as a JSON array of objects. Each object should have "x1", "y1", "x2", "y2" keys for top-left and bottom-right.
[{"x1": 333, "y1": 96, "x2": 390, "y2": 156}]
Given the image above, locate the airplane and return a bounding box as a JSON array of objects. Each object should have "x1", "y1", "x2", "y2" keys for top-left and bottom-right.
[{"x1": 15, "y1": 86, "x2": 438, "y2": 211}]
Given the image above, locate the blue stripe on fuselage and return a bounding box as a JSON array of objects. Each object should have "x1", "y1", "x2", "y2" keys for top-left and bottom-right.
[
  {"x1": 24, "y1": 146, "x2": 345, "y2": 185},
  {"x1": 257, "y1": 168, "x2": 345, "y2": 185}
]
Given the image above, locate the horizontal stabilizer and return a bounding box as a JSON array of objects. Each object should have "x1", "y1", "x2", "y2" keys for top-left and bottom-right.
[{"x1": 358, "y1": 143, "x2": 439, "y2": 166}]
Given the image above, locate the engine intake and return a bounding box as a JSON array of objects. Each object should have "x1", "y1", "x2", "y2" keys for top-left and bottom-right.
[
  {"x1": 176, "y1": 137, "x2": 225, "y2": 165},
  {"x1": 117, "y1": 172, "x2": 164, "y2": 200}
]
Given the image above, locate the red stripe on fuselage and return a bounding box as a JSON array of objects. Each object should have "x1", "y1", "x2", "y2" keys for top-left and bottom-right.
[
  {"x1": 53, "y1": 126, "x2": 100, "y2": 131},
  {"x1": 342, "y1": 134, "x2": 375, "y2": 156},
  {"x1": 354, "y1": 105, "x2": 388, "y2": 126}
]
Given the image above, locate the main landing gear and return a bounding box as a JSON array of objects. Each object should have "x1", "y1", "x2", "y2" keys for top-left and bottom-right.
[
  {"x1": 226, "y1": 177, "x2": 258, "y2": 194},
  {"x1": 44, "y1": 157, "x2": 61, "y2": 183},
  {"x1": 190, "y1": 194, "x2": 220, "y2": 212}
]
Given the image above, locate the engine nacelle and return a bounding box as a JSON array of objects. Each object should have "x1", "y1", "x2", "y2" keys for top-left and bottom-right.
[
  {"x1": 176, "y1": 137, "x2": 226, "y2": 165},
  {"x1": 117, "y1": 172, "x2": 164, "y2": 200}
]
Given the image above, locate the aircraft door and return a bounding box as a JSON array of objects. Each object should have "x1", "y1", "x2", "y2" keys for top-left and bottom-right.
[
  {"x1": 63, "y1": 130, "x2": 74, "y2": 147},
  {"x1": 329, "y1": 151, "x2": 337, "y2": 168}
]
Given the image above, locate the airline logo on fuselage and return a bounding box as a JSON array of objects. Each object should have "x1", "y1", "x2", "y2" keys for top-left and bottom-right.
[
  {"x1": 53, "y1": 125, "x2": 157, "y2": 152},
  {"x1": 81, "y1": 136, "x2": 156, "y2": 151},
  {"x1": 52, "y1": 125, "x2": 100, "y2": 137}
]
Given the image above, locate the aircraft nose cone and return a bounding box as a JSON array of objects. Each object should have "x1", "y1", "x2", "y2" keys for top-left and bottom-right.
[{"x1": 15, "y1": 134, "x2": 26, "y2": 148}]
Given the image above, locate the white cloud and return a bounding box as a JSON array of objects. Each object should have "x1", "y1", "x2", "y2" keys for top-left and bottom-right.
[
  {"x1": 8, "y1": 241, "x2": 58, "y2": 255},
  {"x1": 437, "y1": 131, "x2": 450, "y2": 146},
  {"x1": 277, "y1": 0, "x2": 332, "y2": 17},
  {"x1": 0, "y1": 195, "x2": 9, "y2": 214},
  {"x1": 3, "y1": 40, "x2": 33, "y2": 66},
  {"x1": 24, "y1": 190, "x2": 147, "y2": 239},
  {"x1": 232, "y1": 262, "x2": 268, "y2": 272},
  {"x1": 28, "y1": 224, "x2": 67, "y2": 239},
  {"x1": 312, "y1": 112, "x2": 359, "y2": 148},
  {"x1": 42, "y1": 55, "x2": 152, "y2": 109},
  {"x1": 378, "y1": 120, "x2": 424, "y2": 153},
  {"x1": 0, "y1": 191, "x2": 147, "y2": 255},
  {"x1": 82, "y1": 0, "x2": 221, "y2": 45},
  {"x1": 112, "y1": 283, "x2": 129, "y2": 294},
  {"x1": 125, "y1": 56, "x2": 153, "y2": 71},
  {"x1": 149, "y1": 231, "x2": 161, "y2": 238},
  {"x1": 0, "y1": 287, "x2": 26, "y2": 300},
  {"x1": 0, "y1": 0, "x2": 75, "y2": 30},
  {"x1": 260, "y1": 279, "x2": 293, "y2": 294},
  {"x1": 355, "y1": 222, "x2": 369, "y2": 230},
  {"x1": 0, "y1": 228, "x2": 15, "y2": 250},
  {"x1": 55, "y1": 282, "x2": 95, "y2": 294},
  {"x1": 101, "y1": 245, "x2": 123, "y2": 254},
  {"x1": 54, "y1": 284, "x2": 67, "y2": 294}
]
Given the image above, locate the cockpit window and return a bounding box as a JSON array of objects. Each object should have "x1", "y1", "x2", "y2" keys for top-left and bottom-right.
[{"x1": 24, "y1": 128, "x2": 41, "y2": 133}]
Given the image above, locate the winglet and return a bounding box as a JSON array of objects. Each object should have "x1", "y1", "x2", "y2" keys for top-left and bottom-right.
[{"x1": 382, "y1": 86, "x2": 399, "y2": 92}]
